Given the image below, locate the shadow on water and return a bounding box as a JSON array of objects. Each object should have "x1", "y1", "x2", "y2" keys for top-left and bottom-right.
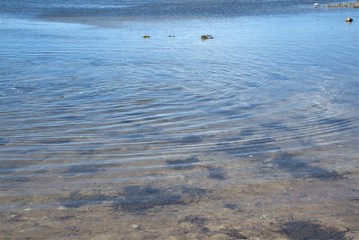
[
  {"x1": 273, "y1": 153, "x2": 345, "y2": 181},
  {"x1": 166, "y1": 157, "x2": 199, "y2": 170},
  {"x1": 281, "y1": 221, "x2": 350, "y2": 240}
]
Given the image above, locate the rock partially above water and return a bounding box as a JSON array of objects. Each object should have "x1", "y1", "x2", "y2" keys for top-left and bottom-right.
[{"x1": 201, "y1": 35, "x2": 214, "y2": 40}]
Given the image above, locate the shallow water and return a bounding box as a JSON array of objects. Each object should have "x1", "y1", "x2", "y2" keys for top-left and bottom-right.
[{"x1": 0, "y1": 1, "x2": 358, "y2": 239}]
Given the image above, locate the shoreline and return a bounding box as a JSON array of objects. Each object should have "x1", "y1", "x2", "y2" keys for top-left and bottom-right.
[{"x1": 326, "y1": 1, "x2": 359, "y2": 8}]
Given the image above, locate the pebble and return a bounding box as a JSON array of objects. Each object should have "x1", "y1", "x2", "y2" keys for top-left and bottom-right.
[
  {"x1": 208, "y1": 233, "x2": 232, "y2": 240},
  {"x1": 131, "y1": 224, "x2": 141, "y2": 230}
]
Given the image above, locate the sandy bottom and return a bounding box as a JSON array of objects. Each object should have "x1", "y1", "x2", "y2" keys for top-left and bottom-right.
[{"x1": 1, "y1": 142, "x2": 358, "y2": 240}]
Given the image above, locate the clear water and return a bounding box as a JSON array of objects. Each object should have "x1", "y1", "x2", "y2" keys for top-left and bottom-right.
[{"x1": 0, "y1": 1, "x2": 358, "y2": 239}]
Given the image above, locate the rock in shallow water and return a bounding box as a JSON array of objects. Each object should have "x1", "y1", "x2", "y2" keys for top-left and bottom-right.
[{"x1": 201, "y1": 35, "x2": 214, "y2": 40}]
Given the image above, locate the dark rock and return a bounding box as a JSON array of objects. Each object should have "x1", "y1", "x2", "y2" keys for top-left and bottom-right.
[
  {"x1": 201, "y1": 35, "x2": 214, "y2": 40},
  {"x1": 281, "y1": 221, "x2": 348, "y2": 240}
]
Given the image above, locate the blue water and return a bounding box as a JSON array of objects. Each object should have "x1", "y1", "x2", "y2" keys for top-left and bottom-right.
[{"x1": 0, "y1": 1, "x2": 358, "y2": 238}]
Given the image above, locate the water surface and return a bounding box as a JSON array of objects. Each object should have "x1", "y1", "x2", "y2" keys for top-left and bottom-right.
[{"x1": 0, "y1": 1, "x2": 358, "y2": 239}]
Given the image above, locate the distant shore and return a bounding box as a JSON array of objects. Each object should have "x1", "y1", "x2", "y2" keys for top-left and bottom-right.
[{"x1": 326, "y1": 1, "x2": 359, "y2": 8}]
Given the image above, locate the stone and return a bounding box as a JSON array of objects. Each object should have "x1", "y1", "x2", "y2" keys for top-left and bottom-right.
[
  {"x1": 131, "y1": 224, "x2": 141, "y2": 230},
  {"x1": 201, "y1": 35, "x2": 214, "y2": 40}
]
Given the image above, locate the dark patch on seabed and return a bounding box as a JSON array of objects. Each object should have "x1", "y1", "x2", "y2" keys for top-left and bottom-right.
[
  {"x1": 224, "y1": 203, "x2": 238, "y2": 210},
  {"x1": 206, "y1": 166, "x2": 228, "y2": 180},
  {"x1": 180, "y1": 215, "x2": 207, "y2": 225},
  {"x1": 225, "y1": 229, "x2": 248, "y2": 239},
  {"x1": 0, "y1": 138, "x2": 9, "y2": 146},
  {"x1": 2, "y1": 213, "x2": 28, "y2": 223},
  {"x1": 0, "y1": 176, "x2": 30, "y2": 190},
  {"x1": 166, "y1": 157, "x2": 199, "y2": 170},
  {"x1": 115, "y1": 185, "x2": 208, "y2": 214},
  {"x1": 0, "y1": 176, "x2": 29, "y2": 183},
  {"x1": 260, "y1": 121, "x2": 294, "y2": 131},
  {"x1": 281, "y1": 221, "x2": 350, "y2": 240},
  {"x1": 316, "y1": 117, "x2": 352, "y2": 127},
  {"x1": 179, "y1": 215, "x2": 247, "y2": 238},
  {"x1": 273, "y1": 152, "x2": 345, "y2": 181},
  {"x1": 0, "y1": 160, "x2": 43, "y2": 173},
  {"x1": 240, "y1": 129, "x2": 256, "y2": 136},
  {"x1": 212, "y1": 104, "x2": 260, "y2": 119},
  {"x1": 179, "y1": 215, "x2": 210, "y2": 234},
  {"x1": 62, "y1": 163, "x2": 109, "y2": 176},
  {"x1": 179, "y1": 135, "x2": 203, "y2": 144},
  {"x1": 60, "y1": 190, "x2": 115, "y2": 208},
  {"x1": 37, "y1": 138, "x2": 73, "y2": 144},
  {"x1": 220, "y1": 137, "x2": 280, "y2": 156}
]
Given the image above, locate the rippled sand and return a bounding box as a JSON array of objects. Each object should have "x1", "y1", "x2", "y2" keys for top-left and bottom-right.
[{"x1": 1, "y1": 133, "x2": 358, "y2": 239}]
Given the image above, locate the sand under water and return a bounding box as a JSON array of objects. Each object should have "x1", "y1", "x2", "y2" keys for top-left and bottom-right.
[{"x1": 0, "y1": 0, "x2": 358, "y2": 239}]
